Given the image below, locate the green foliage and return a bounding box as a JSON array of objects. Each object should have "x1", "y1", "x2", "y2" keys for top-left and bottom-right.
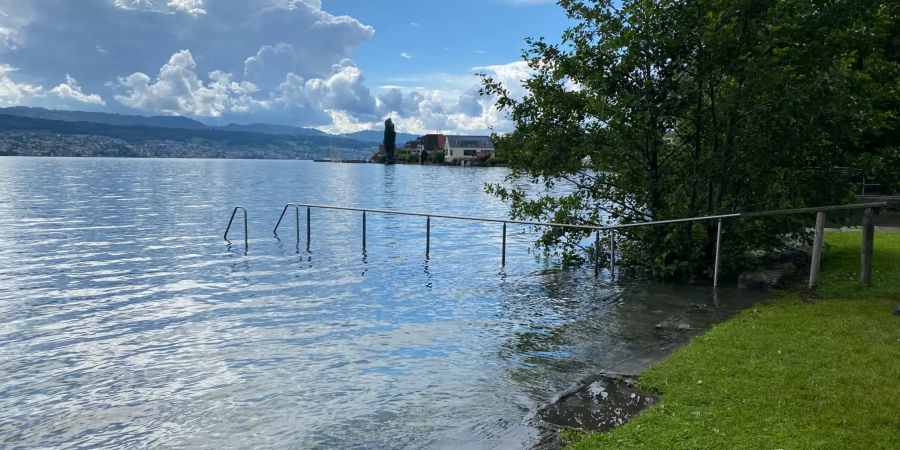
[
  {"x1": 481, "y1": 0, "x2": 900, "y2": 278},
  {"x1": 429, "y1": 150, "x2": 445, "y2": 164},
  {"x1": 566, "y1": 231, "x2": 900, "y2": 449},
  {"x1": 383, "y1": 118, "x2": 397, "y2": 164}
]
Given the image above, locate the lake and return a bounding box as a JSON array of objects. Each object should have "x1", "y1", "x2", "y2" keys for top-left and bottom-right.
[{"x1": 0, "y1": 157, "x2": 764, "y2": 449}]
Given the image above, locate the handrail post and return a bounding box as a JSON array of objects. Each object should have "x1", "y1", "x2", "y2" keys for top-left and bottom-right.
[
  {"x1": 501, "y1": 222, "x2": 507, "y2": 267},
  {"x1": 274, "y1": 204, "x2": 290, "y2": 234},
  {"x1": 306, "y1": 206, "x2": 311, "y2": 251},
  {"x1": 362, "y1": 210, "x2": 367, "y2": 253},
  {"x1": 713, "y1": 218, "x2": 723, "y2": 288},
  {"x1": 295, "y1": 205, "x2": 300, "y2": 245},
  {"x1": 224, "y1": 206, "x2": 248, "y2": 251},
  {"x1": 594, "y1": 230, "x2": 600, "y2": 277},
  {"x1": 225, "y1": 208, "x2": 239, "y2": 241},
  {"x1": 860, "y1": 207, "x2": 874, "y2": 286},
  {"x1": 425, "y1": 216, "x2": 431, "y2": 259},
  {"x1": 809, "y1": 211, "x2": 826, "y2": 289},
  {"x1": 610, "y1": 231, "x2": 616, "y2": 280},
  {"x1": 275, "y1": 204, "x2": 302, "y2": 247}
]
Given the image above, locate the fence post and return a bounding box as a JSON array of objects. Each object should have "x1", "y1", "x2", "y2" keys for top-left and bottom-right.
[
  {"x1": 713, "y1": 219, "x2": 723, "y2": 288},
  {"x1": 860, "y1": 207, "x2": 874, "y2": 286},
  {"x1": 609, "y1": 231, "x2": 616, "y2": 280},
  {"x1": 502, "y1": 222, "x2": 507, "y2": 267},
  {"x1": 362, "y1": 211, "x2": 367, "y2": 253},
  {"x1": 306, "y1": 206, "x2": 311, "y2": 251},
  {"x1": 809, "y1": 211, "x2": 826, "y2": 289},
  {"x1": 426, "y1": 216, "x2": 431, "y2": 258},
  {"x1": 295, "y1": 206, "x2": 300, "y2": 245}
]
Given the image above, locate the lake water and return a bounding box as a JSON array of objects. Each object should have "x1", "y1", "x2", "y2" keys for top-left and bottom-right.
[{"x1": 0, "y1": 157, "x2": 764, "y2": 449}]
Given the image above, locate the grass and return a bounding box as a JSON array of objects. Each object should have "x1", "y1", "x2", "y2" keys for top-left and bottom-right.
[{"x1": 565, "y1": 231, "x2": 900, "y2": 449}]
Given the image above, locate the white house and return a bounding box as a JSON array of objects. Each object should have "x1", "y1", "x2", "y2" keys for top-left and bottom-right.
[{"x1": 443, "y1": 135, "x2": 495, "y2": 163}]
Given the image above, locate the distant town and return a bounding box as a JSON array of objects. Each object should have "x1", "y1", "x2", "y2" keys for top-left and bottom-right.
[
  {"x1": 0, "y1": 106, "x2": 498, "y2": 164},
  {"x1": 373, "y1": 134, "x2": 496, "y2": 165}
]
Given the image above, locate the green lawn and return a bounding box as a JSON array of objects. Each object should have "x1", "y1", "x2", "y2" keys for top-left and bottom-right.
[{"x1": 566, "y1": 231, "x2": 900, "y2": 449}]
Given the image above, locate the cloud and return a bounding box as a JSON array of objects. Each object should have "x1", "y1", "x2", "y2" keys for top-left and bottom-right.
[
  {"x1": 0, "y1": 65, "x2": 106, "y2": 108},
  {"x1": 0, "y1": 0, "x2": 530, "y2": 134},
  {"x1": 327, "y1": 61, "x2": 533, "y2": 135},
  {"x1": 50, "y1": 75, "x2": 105, "y2": 106},
  {"x1": 115, "y1": 50, "x2": 380, "y2": 126},
  {"x1": 0, "y1": 65, "x2": 43, "y2": 106},
  {"x1": 116, "y1": 50, "x2": 261, "y2": 117},
  {"x1": 166, "y1": 0, "x2": 206, "y2": 14},
  {"x1": 0, "y1": 0, "x2": 374, "y2": 90}
]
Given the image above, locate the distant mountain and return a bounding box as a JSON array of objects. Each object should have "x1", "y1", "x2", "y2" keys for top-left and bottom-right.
[
  {"x1": 221, "y1": 123, "x2": 327, "y2": 137},
  {"x1": 0, "y1": 106, "x2": 421, "y2": 150},
  {"x1": 0, "y1": 106, "x2": 208, "y2": 130},
  {"x1": 340, "y1": 130, "x2": 420, "y2": 145},
  {"x1": 0, "y1": 113, "x2": 377, "y2": 160}
]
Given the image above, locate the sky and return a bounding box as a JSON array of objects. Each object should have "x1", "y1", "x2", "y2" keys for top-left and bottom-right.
[{"x1": 0, "y1": 0, "x2": 571, "y2": 134}]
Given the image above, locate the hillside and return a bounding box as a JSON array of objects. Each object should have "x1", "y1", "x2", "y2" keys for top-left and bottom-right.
[
  {"x1": 0, "y1": 107, "x2": 421, "y2": 143},
  {"x1": 220, "y1": 123, "x2": 328, "y2": 137},
  {"x1": 340, "y1": 129, "x2": 420, "y2": 144},
  {"x1": 0, "y1": 114, "x2": 376, "y2": 160},
  {"x1": 0, "y1": 106, "x2": 208, "y2": 130}
]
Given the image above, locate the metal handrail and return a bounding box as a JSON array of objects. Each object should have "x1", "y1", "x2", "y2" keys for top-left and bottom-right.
[
  {"x1": 741, "y1": 202, "x2": 887, "y2": 217},
  {"x1": 260, "y1": 201, "x2": 887, "y2": 288},
  {"x1": 274, "y1": 203, "x2": 302, "y2": 241},
  {"x1": 224, "y1": 206, "x2": 248, "y2": 250},
  {"x1": 287, "y1": 202, "x2": 742, "y2": 232}
]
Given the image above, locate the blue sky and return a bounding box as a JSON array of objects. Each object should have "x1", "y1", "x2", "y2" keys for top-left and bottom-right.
[{"x1": 0, "y1": 0, "x2": 571, "y2": 134}]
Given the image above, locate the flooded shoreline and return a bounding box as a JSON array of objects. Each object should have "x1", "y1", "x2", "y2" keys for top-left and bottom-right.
[{"x1": 0, "y1": 158, "x2": 767, "y2": 449}]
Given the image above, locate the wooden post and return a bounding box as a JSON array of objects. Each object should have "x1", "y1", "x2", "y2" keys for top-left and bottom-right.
[
  {"x1": 809, "y1": 211, "x2": 826, "y2": 289},
  {"x1": 860, "y1": 207, "x2": 874, "y2": 286}
]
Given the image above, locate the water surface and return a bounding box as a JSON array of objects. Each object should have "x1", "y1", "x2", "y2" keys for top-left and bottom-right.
[{"x1": 0, "y1": 157, "x2": 764, "y2": 448}]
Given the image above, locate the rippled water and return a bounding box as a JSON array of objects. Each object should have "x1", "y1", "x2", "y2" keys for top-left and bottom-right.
[{"x1": 0, "y1": 157, "x2": 764, "y2": 449}]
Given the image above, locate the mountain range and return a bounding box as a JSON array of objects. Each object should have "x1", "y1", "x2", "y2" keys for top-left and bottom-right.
[{"x1": 0, "y1": 106, "x2": 420, "y2": 145}]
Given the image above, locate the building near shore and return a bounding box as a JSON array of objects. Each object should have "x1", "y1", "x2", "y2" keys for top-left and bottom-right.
[
  {"x1": 443, "y1": 135, "x2": 494, "y2": 163},
  {"x1": 423, "y1": 134, "x2": 447, "y2": 153}
]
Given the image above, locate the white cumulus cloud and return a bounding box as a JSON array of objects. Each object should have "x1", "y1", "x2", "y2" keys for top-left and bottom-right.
[
  {"x1": 50, "y1": 75, "x2": 105, "y2": 106},
  {"x1": 116, "y1": 50, "x2": 261, "y2": 117},
  {"x1": 0, "y1": 65, "x2": 43, "y2": 106},
  {"x1": 0, "y1": 0, "x2": 533, "y2": 134}
]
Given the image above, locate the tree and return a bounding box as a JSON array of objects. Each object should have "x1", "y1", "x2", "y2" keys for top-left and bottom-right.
[
  {"x1": 383, "y1": 118, "x2": 397, "y2": 164},
  {"x1": 481, "y1": 0, "x2": 899, "y2": 278}
]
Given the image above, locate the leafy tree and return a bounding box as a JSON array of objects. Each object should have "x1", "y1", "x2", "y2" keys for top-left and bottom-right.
[
  {"x1": 383, "y1": 118, "x2": 397, "y2": 164},
  {"x1": 481, "y1": 0, "x2": 899, "y2": 278}
]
